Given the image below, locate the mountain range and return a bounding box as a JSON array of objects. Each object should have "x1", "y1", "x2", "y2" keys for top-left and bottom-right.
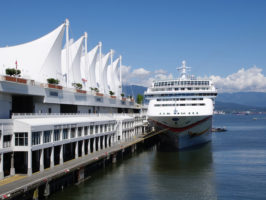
[{"x1": 122, "y1": 85, "x2": 266, "y2": 112}]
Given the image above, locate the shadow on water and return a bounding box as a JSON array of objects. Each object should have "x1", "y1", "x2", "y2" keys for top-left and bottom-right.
[{"x1": 149, "y1": 142, "x2": 217, "y2": 200}]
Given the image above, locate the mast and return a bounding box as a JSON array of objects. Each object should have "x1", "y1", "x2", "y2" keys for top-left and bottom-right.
[
  {"x1": 177, "y1": 60, "x2": 190, "y2": 79},
  {"x1": 110, "y1": 49, "x2": 113, "y2": 93},
  {"x1": 98, "y1": 41, "x2": 102, "y2": 91},
  {"x1": 65, "y1": 19, "x2": 70, "y2": 87},
  {"x1": 84, "y1": 32, "x2": 88, "y2": 89},
  {"x1": 119, "y1": 55, "x2": 122, "y2": 93}
]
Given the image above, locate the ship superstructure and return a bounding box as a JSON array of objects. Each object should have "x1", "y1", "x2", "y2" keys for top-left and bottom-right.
[{"x1": 145, "y1": 61, "x2": 217, "y2": 149}]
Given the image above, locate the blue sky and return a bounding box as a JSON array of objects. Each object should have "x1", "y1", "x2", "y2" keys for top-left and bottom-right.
[{"x1": 1, "y1": 0, "x2": 266, "y2": 91}]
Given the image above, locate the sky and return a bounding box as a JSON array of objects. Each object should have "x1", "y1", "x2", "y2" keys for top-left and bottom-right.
[{"x1": 1, "y1": 0, "x2": 266, "y2": 92}]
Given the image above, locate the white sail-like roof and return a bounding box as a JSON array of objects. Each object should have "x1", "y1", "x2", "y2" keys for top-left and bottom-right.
[
  {"x1": 0, "y1": 23, "x2": 65, "y2": 83},
  {"x1": 80, "y1": 44, "x2": 99, "y2": 90},
  {"x1": 114, "y1": 61, "x2": 122, "y2": 97},
  {"x1": 107, "y1": 58, "x2": 119, "y2": 95},
  {"x1": 95, "y1": 52, "x2": 111, "y2": 93},
  {"x1": 61, "y1": 36, "x2": 84, "y2": 87}
]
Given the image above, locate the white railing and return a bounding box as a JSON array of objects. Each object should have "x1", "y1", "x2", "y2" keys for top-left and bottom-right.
[{"x1": 12, "y1": 113, "x2": 146, "y2": 119}]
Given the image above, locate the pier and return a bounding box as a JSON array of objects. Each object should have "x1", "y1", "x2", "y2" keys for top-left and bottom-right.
[{"x1": 0, "y1": 113, "x2": 167, "y2": 199}]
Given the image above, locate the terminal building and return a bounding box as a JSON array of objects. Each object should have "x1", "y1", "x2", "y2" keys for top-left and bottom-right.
[{"x1": 0, "y1": 19, "x2": 146, "y2": 180}]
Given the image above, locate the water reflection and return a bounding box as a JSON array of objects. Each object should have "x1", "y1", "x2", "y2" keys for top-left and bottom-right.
[{"x1": 149, "y1": 143, "x2": 217, "y2": 200}]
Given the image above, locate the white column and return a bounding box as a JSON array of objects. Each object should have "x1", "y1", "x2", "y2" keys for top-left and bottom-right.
[
  {"x1": 87, "y1": 139, "x2": 90, "y2": 154},
  {"x1": 106, "y1": 135, "x2": 109, "y2": 148},
  {"x1": 60, "y1": 145, "x2": 63, "y2": 165},
  {"x1": 98, "y1": 137, "x2": 101, "y2": 151},
  {"x1": 27, "y1": 150, "x2": 32, "y2": 176},
  {"x1": 0, "y1": 153, "x2": 4, "y2": 180},
  {"x1": 75, "y1": 142, "x2": 78, "y2": 159},
  {"x1": 82, "y1": 140, "x2": 85, "y2": 157},
  {"x1": 40, "y1": 149, "x2": 44, "y2": 171},
  {"x1": 102, "y1": 136, "x2": 105, "y2": 149},
  {"x1": 10, "y1": 152, "x2": 15, "y2": 175},
  {"x1": 50, "y1": 146, "x2": 54, "y2": 168}
]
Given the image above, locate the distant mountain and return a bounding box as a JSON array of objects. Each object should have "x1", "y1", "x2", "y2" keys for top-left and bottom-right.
[
  {"x1": 122, "y1": 85, "x2": 147, "y2": 99},
  {"x1": 215, "y1": 101, "x2": 266, "y2": 113},
  {"x1": 122, "y1": 85, "x2": 266, "y2": 111},
  {"x1": 217, "y1": 92, "x2": 266, "y2": 108}
]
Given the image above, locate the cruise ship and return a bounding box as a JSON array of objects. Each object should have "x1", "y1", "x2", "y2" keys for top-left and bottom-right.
[{"x1": 144, "y1": 61, "x2": 217, "y2": 149}]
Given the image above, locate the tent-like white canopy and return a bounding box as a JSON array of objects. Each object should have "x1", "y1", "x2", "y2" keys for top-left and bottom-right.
[{"x1": 0, "y1": 23, "x2": 65, "y2": 83}]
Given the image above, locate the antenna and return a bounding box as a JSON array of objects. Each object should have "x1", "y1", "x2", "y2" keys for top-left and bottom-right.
[{"x1": 177, "y1": 60, "x2": 191, "y2": 79}]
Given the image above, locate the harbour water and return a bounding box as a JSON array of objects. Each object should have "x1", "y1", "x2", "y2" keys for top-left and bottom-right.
[{"x1": 48, "y1": 114, "x2": 266, "y2": 200}]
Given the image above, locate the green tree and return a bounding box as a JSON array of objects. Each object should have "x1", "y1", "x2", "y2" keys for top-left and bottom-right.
[{"x1": 136, "y1": 94, "x2": 143, "y2": 104}]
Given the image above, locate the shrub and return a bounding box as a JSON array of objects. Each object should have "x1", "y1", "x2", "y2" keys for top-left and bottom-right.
[
  {"x1": 72, "y1": 83, "x2": 82, "y2": 89},
  {"x1": 47, "y1": 78, "x2": 60, "y2": 85},
  {"x1": 109, "y1": 91, "x2": 115, "y2": 96},
  {"x1": 5, "y1": 68, "x2": 21, "y2": 76}
]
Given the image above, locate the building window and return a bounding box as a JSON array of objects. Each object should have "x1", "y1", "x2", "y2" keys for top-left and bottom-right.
[
  {"x1": 15, "y1": 132, "x2": 28, "y2": 146},
  {"x1": 54, "y1": 129, "x2": 60, "y2": 141},
  {"x1": 90, "y1": 126, "x2": 93, "y2": 135},
  {"x1": 32, "y1": 132, "x2": 41, "y2": 145},
  {"x1": 84, "y1": 126, "x2": 88, "y2": 135},
  {"x1": 71, "y1": 128, "x2": 76, "y2": 138},
  {"x1": 105, "y1": 125, "x2": 107, "y2": 132},
  {"x1": 43, "y1": 131, "x2": 51, "y2": 143},
  {"x1": 95, "y1": 125, "x2": 98, "y2": 134},
  {"x1": 100, "y1": 125, "x2": 103, "y2": 133},
  {"x1": 78, "y1": 127, "x2": 82, "y2": 137},
  {"x1": 63, "y1": 129, "x2": 68, "y2": 139}
]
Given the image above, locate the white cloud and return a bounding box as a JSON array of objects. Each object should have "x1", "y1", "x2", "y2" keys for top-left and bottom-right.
[
  {"x1": 154, "y1": 69, "x2": 167, "y2": 74},
  {"x1": 210, "y1": 66, "x2": 266, "y2": 92},
  {"x1": 131, "y1": 68, "x2": 151, "y2": 76},
  {"x1": 121, "y1": 65, "x2": 173, "y2": 87}
]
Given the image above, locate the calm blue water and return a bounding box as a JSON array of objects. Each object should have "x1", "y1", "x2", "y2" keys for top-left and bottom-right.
[{"x1": 49, "y1": 114, "x2": 266, "y2": 200}]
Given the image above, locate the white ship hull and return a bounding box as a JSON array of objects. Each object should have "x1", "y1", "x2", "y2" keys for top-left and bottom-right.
[{"x1": 149, "y1": 115, "x2": 212, "y2": 149}]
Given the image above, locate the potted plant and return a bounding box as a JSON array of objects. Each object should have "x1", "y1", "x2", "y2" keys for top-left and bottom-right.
[
  {"x1": 94, "y1": 88, "x2": 103, "y2": 96},
  {"x1": 72, "y1": 83, "x2": 86, "y2": 93},
  {"x1": 129, "y1": 95, "x2": 134, "y2": 102},
  {"x1": 47, "y1": 78, "x2": 62, "y2": 89},
  {"x1": 5, "y1": 68, "x2": 27, "y2": 84},
  {"x1": 109, "y1": 91, "x2": 116, "y2": 98},
  {"x1": 121, "y1": 93, "x2": 126, "y2": 101}
]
